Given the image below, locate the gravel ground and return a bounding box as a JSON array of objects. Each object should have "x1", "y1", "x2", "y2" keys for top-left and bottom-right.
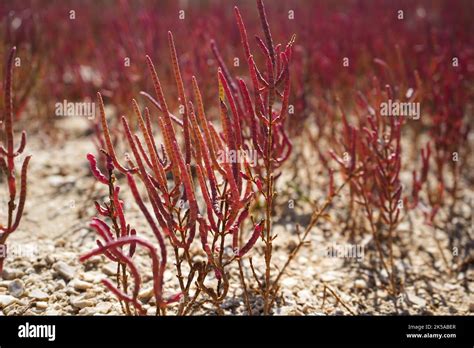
[{"x1": 0, "y1": 118, "x2": 472, "y2": 316}]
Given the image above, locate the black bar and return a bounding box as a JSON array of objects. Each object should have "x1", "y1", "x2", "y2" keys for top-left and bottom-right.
[{"x1": 0, "y1": 315, "x2": 472, "y2": 346}]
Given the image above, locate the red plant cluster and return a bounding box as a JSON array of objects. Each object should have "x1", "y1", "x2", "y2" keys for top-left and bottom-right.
[
  {"x1": 284, "y1": 2, "x2": 473, "y2": 292},
  {"x1": 425, "y1": 62, "x2": 470, "y2": 214},
  {"x1": 2, "y1": 2, "x2": 471, "y2": 142},
  {"x1": 1, "y1": 1, "x2": 224, "y2": 118},
  {"x1": 82, "y1": 152, "x2": 179, "y2": 315},
  {"x1": 81, "y1": 0, "x2": 296, "y2": 315},
  {"x1": 326, "y1": 58, "x2": 469, "y2": 292},
  {"x1": 336, "y1": 88, "x2": 406, "y2": 293},
  {"x1": 0, "y1": 0, "x2": 470, "y2": 315}
]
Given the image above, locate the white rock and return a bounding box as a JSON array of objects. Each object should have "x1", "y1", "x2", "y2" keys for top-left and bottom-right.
[
  {"x1": 70, "y1": 296, "x2": 96, "y2": 309},
  {"x1": 36, "y1": 302, "x2": 48, "y2": 310},
  {"x1": 303, "y1": 267, "x2": 315, "y2": 277},
  {"x1": 379, "y1": 269, "x2": 389, "y2": 279},
  {"x1": 321, "y1": 271, "x2": 342, "y2": 282},
  {"x1": 78, "y1": 307, "x2": 94, "y2": 315},
  {"x1": 407, "y1": 292, "x2": 427, "y2": 308},
  {"x1": 8, "y1": 279, "x2": 25, "y2": 298},
  {"x1": 102, "y1": 263, "x2": 116, "y2": 276},
  {"x1": 44, "y1": 310, "x2": 58, "y2": 315},
  {"x1": 276, "y1": 306, "x2": 292, "y2": 315},
  {"x1": 55, "y1": 279, "x2": 66, "y2": 290},
  {"x1": 95, "y1": 302, "x2": 112, "y2": 314},
  {"x1": 302, "y1": 303, "x2": 316, "y2": 314},
  {"x1": 0, "y1": 280, "x2": 11, "y2": 288},
  {"x1": 138, "y1": 287, "x2": 154, "y2": 302},
  {"x1": 289, "y1": 308, "x2": 304, "y2": 316},
  {"x1": 45, "y1": 254, "x2": 57, "y2": 265},
  {"x1": 445, "y1": 283, "x2": 460, "y2": 291},
  {"x1": 2, "y1": 268, "x2": 24, "y2": 280},
  {"x1": 0, "y1": 295, "x2": 17, "y2": 308},
  {"x1": 298, "y1": 256, "x2": 309, "y2": 264},
  {"x1": 354, "y1": 279, "x2": 367, "y2": 289},
  {"x1": 146, "y1": 307, "x2": 157, "y2": 316},
  {"x1": 82, "y1": 272, "x2": 99, "y2": 283},
  {"x1": 71, "y1": 279, "x2": 92, "y2": 291},
  {"x1": 54, "y1": 261, "x2": 75, "y2": 280},
  {"x1": 297, "y1": 289, "x2": 312, "y2": 303},
  {"x1": 281, "y1": 277, "x2": 298, "y2": 288},
  {"x1": 28, "y1": 289, "x2": 49, "y2": 300}
]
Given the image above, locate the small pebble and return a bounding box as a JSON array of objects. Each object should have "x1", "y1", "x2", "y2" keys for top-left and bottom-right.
[
  {"x1": 54, "y1": 261, "x2": 75, "y2": 280},
  {"x1": 70, "y1": 296, "x2": 96, "y2": 309},
  {"x1": 289, "y1": 308, "x2": 304, "y2": 316},
  {"x1": 138, "y1": 287, "x2": 154, "y2": 302},
  {"x1": 321, "y1": 271, "x2": 342, "y2": 282},
  {"x1": 95, "y1": 302, "x2": 112, "y2": 314},
  {"x1": 277, "y1": 306, "x2": 292, "y2": 315},
  {"x1": 55, "y1": 279, "x2": 66, "y2": 290},
  {"x1": 0, "y1": 294, "x2": 17, "y2": 308},
  {"x1": 407, "y1": 292, "x2": 427, "y2": 308},
  {"x1": 297, "y1": 289, "x2": 312, "y2": 303},
  {"x1": 281, "y1": 277, "x2": 298, "y2": 288},
  {"x1": 36, "y1": 302, "x2": 48, "y2": 310},
  {"x1": 45, "y1": 254, "x2": 57, "y2": 265},
  {"x1": 78, "y1": 307, "x2": 94, "y2": 315},
  {"x1": 8, "y1": 279, "x2": 25, "y2": 298},
  {"x1": 354, "y1": 279, "x2": 367, "y2": 289},
  {"x1": 102, "y1": 263, "x2": 116, "y2": 276},
  {"x1": 71, "y1": 279, "x2": 92, "y2": 291},
  {"x1": 2, "y1": 268, "x2": 24, "y2": 280},
  {"x1": 29, "y1": 289, "x2": 49, "y2": 300},
  {"x1": 302, "y1": 303, "x2": 315, "y2": 314},
  {"x1": 147, "y1": 307, "x2": 157, "y2": 316}
]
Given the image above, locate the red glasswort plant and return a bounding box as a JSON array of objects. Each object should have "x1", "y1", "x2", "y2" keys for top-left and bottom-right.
[
  {"x1": 221, "y1": 0, "x2": 294, "y2": 314},
  {"x1": 82, "y1": 0, "x2": 297, "y2": 315},
  {"x1": 0, "y1": 47, "x2": 31, "y2": 274},
  {"x1": 82, "y1": 152, "x2": 142, "y2": 315},
  {"x1": 82, "y1": 150, "x2": 185, "y2": 315},
  {"x1": 83, "y1": 22, "x2": 264, "y2": 316},
  {"x1": 329, "y1": 75, "x2": 432, "y2": 295}
]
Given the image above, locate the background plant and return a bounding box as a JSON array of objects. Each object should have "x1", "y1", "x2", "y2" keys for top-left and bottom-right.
[{"x1": 0, "y1": 46, "x2": 31, "y2": 275}]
